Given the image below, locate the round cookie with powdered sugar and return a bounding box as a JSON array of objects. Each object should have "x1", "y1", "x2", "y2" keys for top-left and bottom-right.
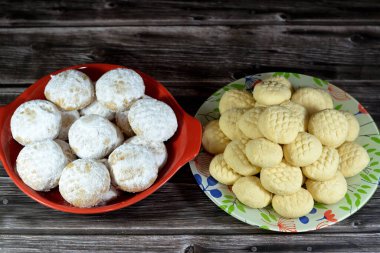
[
  {"x1": 54, "y1": 139, "x2": 77, "y2": 162},
  {"x1": 115, "y1": 109, "x2": 135, "y2": 138},
  {"x1": 58, "y1": 109, "x2": 80, "y2": 140},
  {"x1": 80, "y1": 100, "x2": 115, "y2": 121}
]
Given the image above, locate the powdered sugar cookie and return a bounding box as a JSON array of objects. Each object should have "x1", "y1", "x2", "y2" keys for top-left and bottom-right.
[
  {"x1": 55, "y1": 139, "x2": 77, "y2": 162},
  {"x1": 245, "y1": 138, "x2": 282, "y2": 168},
  {"x1": 115, "y1": 109, "x2": 135, "y2": 137},
  {"x1": 125, "y1": 136, "x2": 167, "y2": 170},
  {"x1": 58, "y1": 109, "x2": 80, "y2": 140},
  {"x1": 224, "y1": 140, "x2": 261, "y2": 176},
  {"x1": 280, "y1": 100, "x2": 308, "y2": 131},
  {"x1": 302, "y1": 146, "x2": 339, "y2": 181},
  {"x1": 258, "y1": 105, "x2": 299, "y2": 144},
  {"x1": 338, "y1": 142, "x2": 370, "y2": 177},
  {"x1": 16, "y1": 140, "x2": 68, "y2": 191},
  {"x1": 80, "y1": 100, "x2": 115, "y2": 121},
  {"x1": 342, "y1": 111, "x2": 360, "y2": 141},
  {"x1": 45, "y1": 69, "x2": 94, "y2": 111},
  {"x1": 260, "y1": 161, "x2": 303, "y2": 195},
  {"x1": 96, "y1": 68, "x2": 145, "y2": 112},
  {"x1": 283, "y1": 132, "x2": 322, "y2": 167},
  {"x1": 219, "y1": 108, "x2": 248, "y2": 140},
  {"x1": 291, "y1": 87, "x2": 333, "y2": 114},
  {"x1": 253, "y1": 77, "x2": 292, "y2": 105},
  {"x1": 108, "y1": 143, "x2": 158, "y2": 192},
  {"x1": 59, "y1": 159, "x2": 110, "y2": 208},
  {"x1": 308, "y1": 109, "x2": 348, "y2": 147},
  {"x1": 237, "y1": 107, "x2": 265, "y2": 139},
  {"x1": 306, "y1": 171, "x2": 347, "y2": 204},
  {"x1": 69, "y1": 114, "x2": 124, "y2": 159},
  {"x1": 219, "y1": 89, "x2": 255, "y2": 114},
  {"x1": 11, "y1": 100, "x2": 61, "y2": 145},
  {"x1": 232, "y1": 176, "x2": 272, "y2": 208},
  {"x1": 272, "y1": 188, "x2": 314, "y2": 218},
  {"x1": 128, "y1": 98, "x2": 178, "y2": 142},
  {"x1": 202, "y1": 120, "x2": 230, "y2": 154},
  {"x1": 209, "y1": 154, "x2": 240, "y2": 185}
]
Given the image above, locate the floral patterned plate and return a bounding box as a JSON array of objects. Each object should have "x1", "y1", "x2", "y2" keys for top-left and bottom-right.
[{"x1": 189, "y1": 72, "x2": 380, "y2": 232}]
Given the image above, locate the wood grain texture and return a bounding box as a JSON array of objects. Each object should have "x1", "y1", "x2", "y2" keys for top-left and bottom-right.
[{"x1": 1, "y1": 0, "x2": 380, "y2": 27}]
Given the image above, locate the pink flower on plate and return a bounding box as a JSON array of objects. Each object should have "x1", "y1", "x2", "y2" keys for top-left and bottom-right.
[
  {"x1": 194, "y1": 152, "x2": 213, "y2": 177},
  {"x1": 277, "y1": 218, "x2": 297, "y2": 232},
  {"x1": 358, "y1": 103, "x2": 368, "y2": 114},
  {"x1": 328, "y1": 84, "x2": 350, "y2": 101},
  {"x1": 323, "y1": 210, "x2": 337, "y2": 222}
]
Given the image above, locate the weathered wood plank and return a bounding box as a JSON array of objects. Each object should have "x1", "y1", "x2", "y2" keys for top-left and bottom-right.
[
  {"x1": 1, "y1": 233, "x2": 380, "y2": 253},
  {"x1": 0, "y1": 26, "x2": 380, "y2": 83},
  {"x1": 1, "y1": 0, "x2": 380, "y2": 27},
  {"x1": 0, "y1": 176, "x2": 379, "y2": 235}
]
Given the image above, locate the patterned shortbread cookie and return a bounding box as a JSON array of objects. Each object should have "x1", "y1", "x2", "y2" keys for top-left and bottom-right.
[
  {"x1": 232, "y1": 176, "x2": 272, "y2": 208},
  {"x1": 11, "y1": 100, "x2": 62, "y2": 145},
  {"x1": 96, "y1": 68, "x2": 145, "y2": 112},
  {"x1": 283, "y1": 132, "x2": 323, "y2": 167},
  {"x1": 280, "y1": 100, "x2": 308, "y2": 131},
  {"x1": 253, "y1": 77, "x2": 292, "y2": 105},
  {"x1": 16, "y1": 140, "x2": 68, "y2": 191},
  {"x1": 219, "y1": 108, "x2": 249, "y2": 140},
  {"x1": 258, "y1": 106, "x2": 299, "y2": 144},
  {"x1": 224, "y1": 140, "x2": 261, "y2": 176},
  {"x1": 342, "y1": 111, "x2": 360, "y2": 141},
  {"x1": 237, "y1": 107, "x2": 265, "y2": 139},
  {"x1": 209, "y1": 154, "x2": 241, "y2": 185},
  {"x1": 128, "y1": 98, "x2": 178, "y2": 142},
  {"x1": 260, "y1": 161, "x2": 303, "y2": 195},
  {"x1": 115, "y1": 109, "x2": 135, "y2": 137},
  {"x1": 59, "y1": 159, "x2": 110, "y2": 208},
  {"x1": 291, "y1": 87, "x2": 333, "y2": 114},
  {"x1": 272, "y1": 188, "x2": 314, "y2": 218},
  {"x1": 55, "y1": 139, "x2": 77, "y2": 162},
  {"x1": 80, "y1": 100, "x2": 115, "y2": 121},
  {"x1": 58, "y1": 109, "x2": 80, "y2": 140},
  {"x1": 306, "y1": 171, "x2": 347, "y2": 204},
  {"x1": 245, "y1": 138, "x2": 283, "y2": 168},
  {"x1": 219, "y1": 89, "x2": 255, "y2": 114},
  {"x1": 109, "y1": 143, "x2": 158, "y2": 192},
  {"x1": 302, "y1": 146, "x2": 339, "y2": 181},
  {"x1": 338, "y1": 142, "x2": 370, "y2": 177},
  {"x1": 308, "y1": 109, "x2": 348, "y2": 147},
  {"x1": 45, "y1": 70, "x2": 94, "y2": 111},
  {"x1": 69, "y1": 115, "x2": 124, "y2": 159},
  {"x1": 202, "y1": 120, "x2": 231, "y2": 154}
]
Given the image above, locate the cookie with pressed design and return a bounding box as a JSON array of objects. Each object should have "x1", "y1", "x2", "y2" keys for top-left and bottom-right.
[
  {"x1": 209, "y1": 154, "x2": 241, "y2": 185},
  {"x1": 219, "y1": 108, "x2": 248, "y2": 140},
  {"x1": 338, "y1": 142, "x2": 370, "y2": 177},
  {"x1": 258, "y1": 105, "x2": 299, "y2": 144},
  {"x1": 280, "y1": 100, "x2": 308, "y2": 131},
  {"x1": 237, "y1": 107, "x2": 265, "y2": 139},
  {"x1": 219, "y1": 89, "x2": 255, "y2": 114},
  {"x1": 202, "y1": 120, "x2": 231, "y2": 154},
  {"x1": 245, "y1": 138, "x2": 282, "y2": 168},
  {"x1": 272, "y1": 188, "x2": 314, "y2": 218},
  {"x1": 302, "y1": 146, "x2": 339, "y2": 181},
  {"x1": 283, "y1": 132, "x2": 322, "y2": 167},
  {"x1": 342, "y1": 111, "x2": 360, "y2": 141},
  {"x1": 306, "y1": 171, "x2": 347, "y2": 204},
  {"x1": 291, "y1": 87, "x2": 333, "y2": 114},
  {"x1": 253, "y1": 77, "x2": 292, "y2": 105},
  {"x1": 232, "y1": 176, "x2": 272, "y2": 208},
  {"x1": 224, "y1": 140, "x2": 260, "y2": 176},
  {"x1": 308, "y1": 109, "x2": 348, "y2": 148}
]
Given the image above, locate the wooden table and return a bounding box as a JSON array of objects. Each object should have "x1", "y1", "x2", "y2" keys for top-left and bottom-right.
[{"x1": 1, "y1": 1, "x2": 380, "y2": 252}]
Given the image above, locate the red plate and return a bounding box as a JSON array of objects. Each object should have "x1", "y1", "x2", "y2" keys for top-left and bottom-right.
[{"x1": 0, "y1": 63, "x2": 202, "y2": 214}]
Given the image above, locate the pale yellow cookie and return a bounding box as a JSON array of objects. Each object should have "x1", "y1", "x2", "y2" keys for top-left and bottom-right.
[
  {"x1": 306, "y1": 171, "x2": 347, "y2": 204},
  {"x1": 302, "y1": 146, "x2": 339, "y2": 181},
  {"x1": 260, "y1": 161, "x2": 303, "y2": 195},
  {"x1": 209, "y1": 154, "x2": 241, "y2": 185},
  {"x1": 272, "y1": 188, "x2": 314, "y2": 218},
  {"x1": 283, "y1": 132, "x2": 322, "y2": 167},
  {"x1": 253, "y1": 77, "x2": 292, "y2": 105},
  {"x1": 338, "y1": 142, "x2": 370, "y2": 177},
  {"x1": 232, "y1": 176, "x2": 272, "y2": 208},
  {"x1": 219, "y1": 89, "x2": 255, "y2": 114},
  {"x1": 342, "y1": 111, "x2": 360, "y2": 141},
  {"x1": 237, "y1": 107, "x2": 265, "y2": 139},
  {"x1": 224, "y1": 140, "x2": 260, "y2": 176},
  {"x1": 219, "y1": 108, "x2": 248, "y2": 140},
  {"x1": 202, "y1": 120, "x2": 231, "y2": 154},
  {"x1": 280, "y1": 100, "x2": 308, "y2": 131},
  {"x1": 254, "y1": 102, "x2": 268, "y2": 108},
  {"x1": 308, "y1": 109, "x2": 349, "y2": 148},
  {"x1": 291, "y1": 87, "x2": 333, "y2": 114},
  {"x1": 245, "y1": 138, "x2": 282, "y2": 168},
  {"x1": 258, "y1": 106, "x2": 299, "y2": 144}
]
